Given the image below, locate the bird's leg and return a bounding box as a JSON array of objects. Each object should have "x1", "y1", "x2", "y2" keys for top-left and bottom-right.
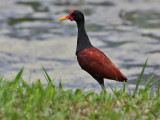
[
  {"x1": 89, "y1": 73, "x2": 107, "y2": 93},
  {"x1": 100, "y1": 82, "x2": 107, "y2": 93},
  {"x1": 97, "y1": 79, "x2": 107, "y2": 93}
]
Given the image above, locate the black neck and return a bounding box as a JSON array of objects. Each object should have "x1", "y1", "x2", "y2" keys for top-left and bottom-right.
[{"x1": 76, "y1": 21, "x2": 93, "y2": 55}]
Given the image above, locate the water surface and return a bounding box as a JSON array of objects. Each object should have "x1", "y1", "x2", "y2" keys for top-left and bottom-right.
[{"x1": 0, "y1": 0, "x2": 160, "y2": 92}]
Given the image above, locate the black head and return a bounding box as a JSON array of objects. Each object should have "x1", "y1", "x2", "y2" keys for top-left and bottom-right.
[
  {"x1": 58, "y1": 10, "x2": 85, "y2": 23},
  {"x1": 58, "y1": 10, "x2": 93, "y2": 55},
  {"x1": 71, "y1": 10, "x2": 84, "y2": 22}
]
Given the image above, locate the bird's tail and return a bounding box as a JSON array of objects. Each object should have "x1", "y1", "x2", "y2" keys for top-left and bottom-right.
[{"x1": 120, "y1": 72, "x2": 127, "y2": 82}]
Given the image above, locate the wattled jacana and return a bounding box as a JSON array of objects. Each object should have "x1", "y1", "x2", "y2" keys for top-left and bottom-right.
[{"x1": 58, "y1": 10, "x2": 127, "y2": 92}]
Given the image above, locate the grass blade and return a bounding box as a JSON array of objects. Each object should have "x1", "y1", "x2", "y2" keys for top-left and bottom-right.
[
  {"x1": 145, "y1": 73, "x2": 155, "y2": 89},
  {"x1": 123, "y1": 82, "x2": 125, "y2": 93},
  {"x1": 13, "y1": 67, "x2": 24, "y2": 85},
  {"x1": 0, "y1": 75, "x2": 3, "y2": 83},
  {"x1": 158, "y1": 78, "x2": 160, "y2": 95},
  {"x1": 108, "y1": 82, "x2": 119, "y2": 97},
  {"x1": 42, "y1": 66, "x2": 54, "y2": 87},
  {"x1": 146, "y1": 78, "x2": 160, "y2": 91},
  {"x1": 114, "y1": 82, "x2": 117, "y2": 92},
  {"x1": 59, "y1": 81, "x2": 63, "y2": 91},
  {"x1": 133, "y1": 58, "x2": 148, "y2": 95}
]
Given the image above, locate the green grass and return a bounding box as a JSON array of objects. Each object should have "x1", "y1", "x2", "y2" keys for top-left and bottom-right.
[{"x1": 0, "y1": 60, "x2": 159, "y2": 120}]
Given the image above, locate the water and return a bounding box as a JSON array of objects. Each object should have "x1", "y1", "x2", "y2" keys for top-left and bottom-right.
[{"x1": 0, "y1": 0, "x2": 160, "y2": 92}]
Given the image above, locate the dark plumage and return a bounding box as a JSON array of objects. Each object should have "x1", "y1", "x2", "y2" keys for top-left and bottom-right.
[{"x1": 58, "y1": 10, "x2": 127, "y2": 92}]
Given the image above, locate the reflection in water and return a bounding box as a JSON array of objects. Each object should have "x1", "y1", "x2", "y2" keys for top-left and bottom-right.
[
  {"x1": 0, "y1": 0, "x2": 160, "y2": 92},
  {"x1": 17, "y1": 1, "x2": 49, "y2": 12},
  {"x1": 120, "y1": 10, "x2": 160, "y2": 28}
]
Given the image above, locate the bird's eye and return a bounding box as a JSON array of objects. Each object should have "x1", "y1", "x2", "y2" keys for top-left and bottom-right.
[{"x1": 72, "y1": 13, "x2": 76, "y2": 17}]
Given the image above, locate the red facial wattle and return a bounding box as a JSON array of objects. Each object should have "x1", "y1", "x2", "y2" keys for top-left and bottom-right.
[
  {"x1": 66, "y1": 10, "x2": 74, "y2": 21},
  {"x1": 65, "y1": 15, "x2": 74, "y2": 21},
  {"x1": 58, "y1": 10, "x2": 74, "y2": 21}
]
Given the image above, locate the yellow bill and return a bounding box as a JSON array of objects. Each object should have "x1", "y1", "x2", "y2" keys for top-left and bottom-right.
[{"x1": 58, "y1": 17, "x2": 69, "y2": 21}]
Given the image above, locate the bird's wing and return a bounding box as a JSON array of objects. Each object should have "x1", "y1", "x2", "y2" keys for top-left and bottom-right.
[{"x1": 77, "y1": 47, "x2": 127, "y2": 82}]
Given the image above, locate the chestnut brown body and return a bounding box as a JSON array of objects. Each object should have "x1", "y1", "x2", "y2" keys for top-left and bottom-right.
[{"x1": 77, "y1": 47, "x2": 127, "y2": 82}]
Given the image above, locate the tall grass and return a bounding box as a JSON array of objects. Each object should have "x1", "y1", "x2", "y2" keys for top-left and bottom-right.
[{"x1": 0, "y1": 60, "x2": 159, "y2": 120}]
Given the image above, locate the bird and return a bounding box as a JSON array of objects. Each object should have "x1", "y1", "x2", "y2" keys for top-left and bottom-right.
[{"x1": 58, "y1": 10, "x2": 127, "y2": 92}]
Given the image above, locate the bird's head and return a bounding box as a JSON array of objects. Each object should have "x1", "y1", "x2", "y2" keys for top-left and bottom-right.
[{"x1": 58, "y1": 10, "x2": 84, "y2": 23}]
